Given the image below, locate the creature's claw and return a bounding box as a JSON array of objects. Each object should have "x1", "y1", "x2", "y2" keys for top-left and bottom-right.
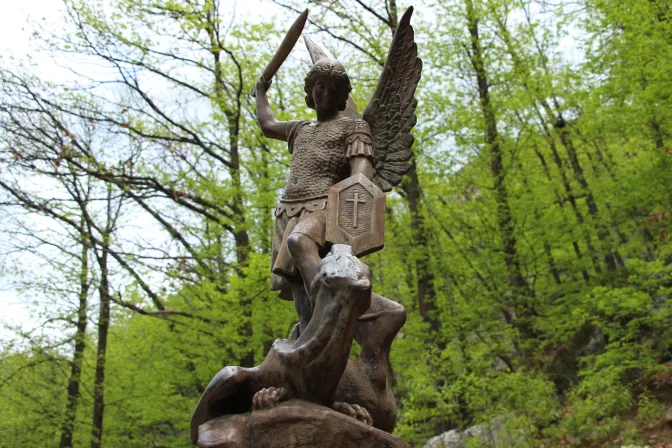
[
  {"x1": 333, "y1": 401, "x2": 373, "y2": 426},
  {"x1": 252, "y1": 387, "x2": 288, "y2": 410}
]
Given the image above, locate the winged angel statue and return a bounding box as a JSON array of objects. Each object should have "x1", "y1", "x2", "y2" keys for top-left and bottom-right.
[
  {"x1": 258, "y1": 7, "x2": 422, "y2": 337},
  {"x1": 190, "y1": 7, "x2": 421, "y2": 445}
]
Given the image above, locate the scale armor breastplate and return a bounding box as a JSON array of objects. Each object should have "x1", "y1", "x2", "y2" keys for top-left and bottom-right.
[{"x1": 282, "y1": 119, "x2": 350, "y2": 200}]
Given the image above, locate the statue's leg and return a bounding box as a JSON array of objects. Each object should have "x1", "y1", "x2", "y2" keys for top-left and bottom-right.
[{"x1": 286, "y1": 232, "x2": 321, "y2": 299}]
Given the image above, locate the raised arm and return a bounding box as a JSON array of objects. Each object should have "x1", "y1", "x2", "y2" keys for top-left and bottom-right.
[{"x1": 255, "y1": 77, "x2": 289, "y2": 141}]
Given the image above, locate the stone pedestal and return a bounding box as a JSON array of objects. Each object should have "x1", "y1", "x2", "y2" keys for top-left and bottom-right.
[{"x1": 197, "y1": 400, "x2": 409, "y2": 448}]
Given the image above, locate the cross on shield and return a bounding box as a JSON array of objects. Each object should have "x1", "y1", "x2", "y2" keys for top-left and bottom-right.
[{"x1": 326, "y1": 173, "x2": 385, "y2": 257}]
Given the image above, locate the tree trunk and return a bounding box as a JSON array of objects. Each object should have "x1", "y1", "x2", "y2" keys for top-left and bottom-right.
[
  {"x1": 401, "y1": 162, "x2": 439, "y2": 334},
  {"x1": 228, "y1": 112, "x2": 254, "y2": 367},
  {"x1": 464, "y1": 0, "x2": 534, "y2": 337},
  {"x1": 206, "y1": 6, "x2": 253, "y2": 366},
  {"x1": 495, "y1": 17, "x2": 601, "y2": 278},
  {"x1": 555, "y1": 121, "x2": 621, "y2": 271},
  {"x1": 520, "y1": 171, "x2": 562, "y2": 285},
  {"x1": 528, "y1": 141, "x2": 590, "y2": 282},
  {"x1": 498, "y1": 11, "x2": 621, "y2": 273},
  {"x1": 227, "y1": 112, "x2": 251, "y2": 266},
  {"x1": 59, "y1": 231, "x2": 89, "y2": 448},
  {"x1": 90, "y1": 243, "x2": 110, "y2": 448}
]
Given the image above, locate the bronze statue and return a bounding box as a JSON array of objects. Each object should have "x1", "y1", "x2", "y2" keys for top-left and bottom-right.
[{"x1": 191, "y1": 7, "x2": 421, "y2": 447}]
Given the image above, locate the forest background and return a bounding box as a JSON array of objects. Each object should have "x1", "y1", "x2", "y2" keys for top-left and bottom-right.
[{"x1": 1, "y1": 0, "x2": 671, "y2": 447}]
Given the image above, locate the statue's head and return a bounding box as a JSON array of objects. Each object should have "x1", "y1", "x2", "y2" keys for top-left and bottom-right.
[{"x1": 304, "y1": 58, "x2": 352, "y2": 113}]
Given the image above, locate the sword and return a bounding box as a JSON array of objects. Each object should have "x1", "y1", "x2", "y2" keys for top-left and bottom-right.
[{"x1": 250, "y1": 9, "x2": 309, "y2": 97}]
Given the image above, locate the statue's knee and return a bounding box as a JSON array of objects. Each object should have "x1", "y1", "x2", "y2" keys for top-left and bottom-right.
[
  {"x1": 287, "y1": 232, "x2": 307, "y2": 258},
  {"x1": 286, "y1": 233, "x2": 299, "y2": 254}
]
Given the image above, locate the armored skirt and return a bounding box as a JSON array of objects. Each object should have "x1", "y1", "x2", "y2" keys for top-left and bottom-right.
[{"x1": 270, "y1": 197, "x2": 328, "y2": 297}]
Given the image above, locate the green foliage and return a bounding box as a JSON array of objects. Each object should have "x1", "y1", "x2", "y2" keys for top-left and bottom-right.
[
  {"x1": 2, "y1": 0, "x2": 672, "y2": 447},
  {"x1": 0, "y1": 349, "x2": 69, "y2": 447}
]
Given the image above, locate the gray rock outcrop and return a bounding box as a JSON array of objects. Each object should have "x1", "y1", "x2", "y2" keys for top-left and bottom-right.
[{"x1": 423, "y1": 418, "x2": 516, "y2": 448}]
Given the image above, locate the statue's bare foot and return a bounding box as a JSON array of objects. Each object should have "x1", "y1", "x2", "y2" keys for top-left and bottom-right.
[
  {"x1": 333, "y1": 401, "x2": 373, "y2": 426},
  {"x1": 252, "y1": 387, "x2": 288, "y2": 410}
]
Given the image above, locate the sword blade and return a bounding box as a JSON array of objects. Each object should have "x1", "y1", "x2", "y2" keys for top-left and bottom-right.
[{"x1": 263, "y1": 9, "x2": 308, "y2": 81}]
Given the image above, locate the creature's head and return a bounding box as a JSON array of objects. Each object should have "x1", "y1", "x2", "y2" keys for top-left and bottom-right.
[
  {"x1": 303, "y1": 58, "x2": 352, "y2": 113},
  {"x1": 312, "y1": 244, "x2": 372, "y2": 316}
]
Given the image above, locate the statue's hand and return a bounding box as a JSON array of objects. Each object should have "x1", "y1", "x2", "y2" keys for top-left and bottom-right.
[{"x1": 256, "y1": 76, "x2": 273, "y2": 93}]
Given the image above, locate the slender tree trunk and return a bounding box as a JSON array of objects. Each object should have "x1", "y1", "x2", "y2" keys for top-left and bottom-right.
[
  {"x1": 528, "y1": 140, "x2": 590, "y2": 282},
  {"x1": 495, "y1": 19, "x2": 602, "y2": 277},
  {"x1": 228, "y1": 112, "x2": 254, "y2": 367},
  {"x1": 226, "y1": 113, "x2": 251, "y2": 266},
  {"x1": 585, "y1": 138, "x2": 652, "y2": 252},
  {"x1": 544, "y1": 131, "x2": 603, "y2": 274},
  {"x1": 90, "y1": 243, "x2": 110, "y2": 448},
  {"x1": 401, "y1": 161, "x2": 439, "y2": 333},
  {"x1": 206, "y1": 7, "x2": 254, "y2": 366},
  {"x1": 206, "y1": 7, "x2": 251, "y2": 267},
  {"x1": 464, "y1": 0, "x2": 535, "y2": 337},
  {"x1": 582, "y1": 143, "x2": 629, "y2": 261},
  {"x1": 258, "y1": 141, "x2": 273, "y2": 254},
  {"x1": 555, "y1": 121, "x2": 621, "y2": 271},
  {"x1": 59, "y1": 231, "x2": 89, "y2": 448},
  {"x1": 514, "y1": 5, "x2": 623, "y2": 271},
  {"x1": 520, "y1": 171, "x2": 562, "y2": 285},
  {"x1": 388, "y1": 0, "x2": 398, "y2": 31},
  {"x1": 651, "y1": 119, "x2": 666, "y2": 152}
]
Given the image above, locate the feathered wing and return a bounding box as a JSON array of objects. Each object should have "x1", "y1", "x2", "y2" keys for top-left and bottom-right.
[{"x1": 363, "y1": 7, "x2": 422, "y2": 192}]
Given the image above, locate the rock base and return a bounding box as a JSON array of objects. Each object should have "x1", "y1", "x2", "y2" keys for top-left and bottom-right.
[{"x1": 197, "y1": 400, "x2": 409, "y2": 448}]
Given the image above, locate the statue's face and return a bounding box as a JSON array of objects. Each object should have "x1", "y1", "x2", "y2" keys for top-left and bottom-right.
[{"x1": 311, "y1": 76, "x2": 340, "y2": 113}]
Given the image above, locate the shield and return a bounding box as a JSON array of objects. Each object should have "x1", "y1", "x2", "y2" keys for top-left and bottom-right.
[{"x1": 326, "y1": 173, "x2": 385, "y2": 256}]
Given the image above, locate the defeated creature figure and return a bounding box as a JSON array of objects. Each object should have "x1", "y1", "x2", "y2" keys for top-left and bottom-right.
[{"x1": 190, "y1": 245, "x2": 406, "y2": 444}]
